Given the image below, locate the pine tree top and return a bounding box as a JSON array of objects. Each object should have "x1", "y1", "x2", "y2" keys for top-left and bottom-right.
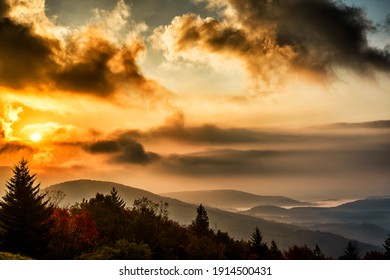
[{"x1": 0, "y1": 159, "x2": 53, "y2": 258}]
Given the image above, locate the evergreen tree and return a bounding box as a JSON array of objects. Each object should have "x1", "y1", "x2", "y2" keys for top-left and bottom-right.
[
  {"x1": 0, "y1": 159, "x2": 53, "y2": 258},
  {"x1": 313, "y1": 244, "x2": 325, "y2": 260},
  {"x1": 78, "y1": 188, "x2": 129, "y2": 246},
  {"x1": 191, "y1": 204, "x2": 209, "y2": 236},
  {"x1": 269, "y1": 240, "x2": 283, "y2": 260},
  {"x1": 250, "y1": 226, "x2": 268, "y2": 259},
  {"x1": 284, "y1": 245, "x2": 317, "y2": 260},
  {"x1": 339, "y1": 240, "x2": 360, "y2": 260},
  {"x1": 109, "y1": 188, "x2": 126, "y2": 210},
  {"x1": 383, "y1": 233, "x2": 390, "y2": 259}
]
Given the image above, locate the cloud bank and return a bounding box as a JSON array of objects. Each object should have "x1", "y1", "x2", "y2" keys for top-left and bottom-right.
[
  {"x1": 154, "y1": 0, "x2": 390, "y2": 90},
  {"x1": 0, "y1": 0, "x2": 168, "y2": 99}
]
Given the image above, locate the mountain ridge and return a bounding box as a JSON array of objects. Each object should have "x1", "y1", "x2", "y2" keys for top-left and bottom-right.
[
  {"x1": 161, "y1": 189, "x2": 310, "y2": 210},
  {"x1": 45, "y1": 179, "x2": 383, "y2": 258}
]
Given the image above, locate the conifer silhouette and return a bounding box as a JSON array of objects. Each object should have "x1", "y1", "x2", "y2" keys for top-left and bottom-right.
[{"x1": 0, "y1": 159, "x2": 53, "y2": 258}]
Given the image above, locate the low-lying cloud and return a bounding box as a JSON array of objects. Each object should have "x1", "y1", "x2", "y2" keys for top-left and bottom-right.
[{"x1": 84, "y1": 134, "x2": 160, "y2": 165}]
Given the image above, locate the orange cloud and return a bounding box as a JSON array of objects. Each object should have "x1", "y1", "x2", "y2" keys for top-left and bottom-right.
[{"x1": 0, "y1": 0, "x2": 171, "y2": 102}]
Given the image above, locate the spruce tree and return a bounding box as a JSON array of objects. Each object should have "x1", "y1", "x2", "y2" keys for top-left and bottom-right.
[
  {"x1": 383, "y1": 233, "x2": 390, "y2": 258},
  {"x1": 191, "y1": 204, "x2": 209, "y2": 236},
  {"x1": 269, "y1": 240, "x2": 283, "y2": 259},
  {"x1": 250, "y1": 226, "x2": 268, "y2": 259},
  {"x1": 339, "y1": 240, "x2": 360, "y2": 260},
  {"x1": 0, "y1": 159, "x2": 53, "y2": 258}
]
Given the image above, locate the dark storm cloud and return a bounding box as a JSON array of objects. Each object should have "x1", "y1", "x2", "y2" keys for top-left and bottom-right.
[
  {"x1": 52, "y1": 41, "x2": 117, "y2": 96},
  {"x1": 0, "y1": 17, "x2": 150, "y2": 96},
  {"x1": 269, "y1": 0, "x2": 390, "y2": 73},
  {"x1": 112, "y1": 136, "x2": 160, "y2": 164},
  {"x1": 0, "y1": 0, "x2": 10, "y2": 17},
  {"x1": 52, "y1": 39, "x2": 148, "y2": 97},
  {"x1": 0, "y1": 142, "x2": 33, "y2": 154},
  {"x1": 0, "y1": 1, "x2": 164, "y2": 98},
  {"x1": 118, "y1": 113, "x2": 390, "y2": 146},
  {"x1": 81, "y1": 118, "x2": 390, "y2": 174},
  {"x1": 151, "y1": 123, "x2": 263, "y2": 144},
  {"x1": 84, "y1": 140, "x2": 120, "y2": 154},
  {"x1": 83, "y1": 134, "x2": 160, "y2": 165},
  {"x1": 0, "y1": 18, "x2": 57, "y2": 89},
  {"x1": 162, "y1": 0, "x2": 390, "y2": 82}
]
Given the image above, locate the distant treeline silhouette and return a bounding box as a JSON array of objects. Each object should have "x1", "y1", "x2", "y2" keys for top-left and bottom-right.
[{"x1": 0, "y1": 160, "x2": 389, "y2": 260}]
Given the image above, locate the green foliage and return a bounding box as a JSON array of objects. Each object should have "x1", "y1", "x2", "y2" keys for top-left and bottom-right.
[
  {"x1": 132, "y1": 197, "x2": 180, "y2": 259},
  {"x1": 77, "y1": 188, "x2": 131, "y2": 245},
  {"x1": 79, "y1": 239, "x2": 152, "y2": 260},
  {"x1": 0, "y1": 251, "x2": 32, "y2": 260},
  {"x1": 0, "y1": 159, "x2": 53, "y2": 258},
  {"x1": 133, "y1": 197, "x2": 168, "y2": 219},
  {"x1": 5, "y1": 160, "x2": 387, "y2": 260}
]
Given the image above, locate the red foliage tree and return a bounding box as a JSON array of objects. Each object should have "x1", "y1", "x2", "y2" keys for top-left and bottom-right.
[{"x1": 48, "y1": 208, "x2": 99, "y2": 259}]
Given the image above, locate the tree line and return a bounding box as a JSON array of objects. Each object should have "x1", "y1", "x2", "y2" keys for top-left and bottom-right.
[{"x1": 0, "y1": 159, "x2": 389, "y2": 260}]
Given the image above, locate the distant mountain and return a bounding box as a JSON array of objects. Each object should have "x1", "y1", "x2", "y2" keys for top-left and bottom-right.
[
  {"x1": 323, "y1": 120, "x2": 390, "y2": 129},
  {"x1": 243, "y1": 198, "x2": 390, "y2": 246},
  {"x1": 306, "y1": 223, "x2": 389, "y2": 246},
  {"x1": 161, "y1": 189, "x2": 309, "y2": 210},
  {"x1": 47, "y1": 179, "x2": 163, "y2": 207},
  {"x1": 335, "y1": 198, "x2": 390, "y2": 212},
  {"x1": 45, "y1": 180, "x2": 381, "y2": 258}
]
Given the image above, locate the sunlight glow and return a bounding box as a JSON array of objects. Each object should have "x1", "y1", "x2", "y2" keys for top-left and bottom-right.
[{"x1": 30, "y1": 132, "x2": 42, "y2": 142}]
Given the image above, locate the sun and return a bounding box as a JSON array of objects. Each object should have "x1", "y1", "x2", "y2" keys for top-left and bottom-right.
[{"x1": 30, "y1": 132, "x2": 42, "y2": 142}]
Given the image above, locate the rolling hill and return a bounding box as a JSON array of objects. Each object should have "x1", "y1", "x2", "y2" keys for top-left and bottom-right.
[
  {"x1": 161, "y1": 189, "x2": 310, "y2": 210},
  {"x1": 45, "y1": 179, "x2": 382, "y2": 258},
  {"x1": 243, "y1": 198, "x2": 390, "y2": 246}
]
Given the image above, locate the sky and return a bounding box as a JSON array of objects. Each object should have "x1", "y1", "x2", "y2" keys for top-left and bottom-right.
[{"x1": 0, "y1": 0, "x2": 389, "y2": 200}]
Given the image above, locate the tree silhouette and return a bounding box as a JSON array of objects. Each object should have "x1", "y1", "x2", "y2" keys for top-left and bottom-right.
[
  {"x1": 339, "y1": 240, "x2": 360, "y2": 260},
  {"x1": 0, "y1": 159, "x2": 53, "y2": 258},
  {"x1": 191, "y1": 204, "x2": 209, "y2": 236},
  {"x1": 383, "y1": 233, "x2": 390, "y2": 259},
  {"x1": 78, "y1": 188, "x2": 130, "y2": 245},
  {"x1": 313, "y1": 244, "x2": 325, "y2": 260},
  {"x1": 284, "y1": 245, "x2": 317, "y2": 260},
  {"x1": 250, "y1": 226, "x2": 268, "y2": 259},
  {"x1": 48, "y1": 208, "x2": 98, "y2": 259},
  {"x1": 109, "y1": 188, "x2": 126, "y2": 209},
  {"x1": 269, "y1": 240, "x2": 283, "y2": 259}
]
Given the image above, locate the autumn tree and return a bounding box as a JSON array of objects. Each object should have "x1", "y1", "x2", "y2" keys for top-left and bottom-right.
[
  {"x1": 78, "y1": 188, "x2": 130, "y2": 245},
  {"x1": 47, "y1": 208, "x2": 99, "y2": 259},
  {"x1": 0, "y1": 159, "x2": 53, "y2": 258}
]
